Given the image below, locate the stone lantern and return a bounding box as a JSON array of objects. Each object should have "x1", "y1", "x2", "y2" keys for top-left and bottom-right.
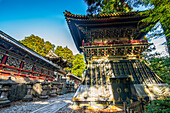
[
  {"x1": 49, "y1": 81, "x2": 59, "y2": 97},
  {"x1": 57, "y1": 82, "x2": 63, "y2": 95},
  {"x1": 22, "y1": 81, "x2": 36, "y2": 101},
  {"x1": 0, "y1": 77, "x2": 17, "y2": 108},
  {"x1": 70, "y1": 82, "x2": 75, "y2": 92},
  {"x1": 39, "y1": 79, "x2": 50, "y2": 99},
  {"x1": 65, "y1": 82, "x2": 70, "y2": 92}
]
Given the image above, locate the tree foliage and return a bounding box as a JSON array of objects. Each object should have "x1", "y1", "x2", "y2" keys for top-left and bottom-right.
[
  {"x1": 20, "y1": 34, "x2": 55, "y2": 56},
  {"x1": 55, "y1": 46, "x2": 74, "y2": 65},
  {"x1": 136, "y1": 0, "x2": 170, "y2": 54},
  {"x1": 21, "y1": 35, "x2": 86, "y2": 78},
  {"x1": 71, "y1": 53, "x2": 86, "y2": 78},
  {"x1": 146, "y1": 57, "x2": 170, "y2": 85},
  {"x1": 144, "y1": 97, "x2": 170, "y2": 113},
  {"x1": 84, "y1": 0, "x2": 132, "y2": 14},
  {"x1": 142, "y1": 44, "x2": 170, "y2": 85}
]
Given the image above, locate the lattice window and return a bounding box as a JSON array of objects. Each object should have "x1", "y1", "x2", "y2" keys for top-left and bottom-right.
[
  {"x1": 23, "y1": 62, "x2": 33, "y2": 71},
  {"x1": 43, "y1": 68, "x2": 48, "y2": 75},
  {"x1": 34, "y1": 66, "x2": 42, "y2": 73},
  {"x1": 6, "y1": 57, "x2": 21, "y2": 68},
  {"x1": 49, "y1": 70, "x2": 54, "y2": 76}
]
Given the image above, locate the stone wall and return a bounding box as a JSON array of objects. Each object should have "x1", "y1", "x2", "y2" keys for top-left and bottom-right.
[{"x1": 0, "y1": 76, "x2": 43, "y2": 102}]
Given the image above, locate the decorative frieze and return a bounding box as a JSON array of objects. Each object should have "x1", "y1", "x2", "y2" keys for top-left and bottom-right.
[
  {"x1": 23, "y1": 62, "x2": 33, "y2": 71},
  {"x1": 34, "y1": 66, "x2": 42, "y2": 73},
  {"x1": 6, "y1": 57, "x2": 21, "y2": 68},
  {"x1": 83, "y1": 45, "x2": 148, "y2": 58}
]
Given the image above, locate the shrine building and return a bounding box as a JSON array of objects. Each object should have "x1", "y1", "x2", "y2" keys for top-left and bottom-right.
[
  {"x1": 64, "y1": 10, "x2": 169, "y2": 110},
  {"x1": 0, "y1": 30, "x2": 68, "y2": 82}
]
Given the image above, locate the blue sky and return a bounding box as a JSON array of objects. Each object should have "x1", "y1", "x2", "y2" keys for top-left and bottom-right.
[
  {"x1": 0, "y1": 0, "x2": 168, "y2": 55},
  {"x1": 0, "y1": 0, "x2": 87, "y2": 54}
]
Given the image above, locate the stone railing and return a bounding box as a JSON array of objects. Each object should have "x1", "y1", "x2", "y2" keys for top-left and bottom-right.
[{"x1": 82, "y1": 40, "x2": 148, "y2": 47}]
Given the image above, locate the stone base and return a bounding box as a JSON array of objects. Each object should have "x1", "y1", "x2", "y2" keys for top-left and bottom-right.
[
  {"x1": 22, "y1": 95, "x2": 33, "y2": 101},
  {"x1": 57, "y1": 92, "x2": 63, "y2": 95},
  {"x1": 73, "y1": 101, "x2": 117, "y2": 110},
  {"x1": 50, "y1": 93, "x2": 57, "y2": 97},
  {"x1": 0, "y1": 100, "x2": 10, "y2": 108},
  {"x1": 39, "y1": 95, "x2": 49, "y2": 99}
]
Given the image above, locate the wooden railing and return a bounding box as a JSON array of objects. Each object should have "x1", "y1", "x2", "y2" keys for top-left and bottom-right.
[
  {"x1": 82, "y1": 40, "x2": 148, "y2": 47},
  {"x1": 123, "y1": 100, "x2": 143, "y2": 113}
]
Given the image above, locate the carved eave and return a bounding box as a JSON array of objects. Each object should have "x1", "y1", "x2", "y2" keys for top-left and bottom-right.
[{"x1": 64, "y1": 11, "x2": 148, "y2": 52}]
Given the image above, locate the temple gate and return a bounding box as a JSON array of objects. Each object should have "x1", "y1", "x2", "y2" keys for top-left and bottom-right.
[{"x1": 64, "y1": 11, "x2": 169, "y2": 110}]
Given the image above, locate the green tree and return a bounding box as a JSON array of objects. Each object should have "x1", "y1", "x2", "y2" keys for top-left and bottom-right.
[
  {"x1": 144, "y1": 97, "x2": 170, "y2": 113},
  {"x1": 44, "y1": 41, "x2": 55, "y2": 55},
  {"x1": 138, "y1": 0, "x2": 170, "y2": 55},
  {"x1": 142, "y1": 44, "x2": 170, "y2": 85},
  {"x1": 63, "y1": 46, "x2": 74, "y2": 64},
  {"x1": 55, "y1": 46, "x2": 74, "y2": 64},
  {"x1": 84, "y1": 0, "x2": 132, "y2": 14},
  {"x1": 128, "y1": 0, "x2": 170, "y2": 55},
  {"x1": 146, "y1": 57, "x2": 170, "y2": 85},
  {"x1": 55, "y1": 46, "x2": 65, "y2": 57},
  {"x1": 71, "y1": 53, "x2": 86, "y2": 78},
  {"x1": 20, "y1": 34, "x2": 55, "y2": 56}
]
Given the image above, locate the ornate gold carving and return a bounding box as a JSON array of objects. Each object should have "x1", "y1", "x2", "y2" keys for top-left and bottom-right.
[
  {"x1": 124, "y1": 88, "x2": 128, "y2": 92},
  {"x1": 116, "y1": 79, "x2": 120, "y2": 84},
  {"x1": 117, "y1": 88, "x2": 121, "y2": 93}
]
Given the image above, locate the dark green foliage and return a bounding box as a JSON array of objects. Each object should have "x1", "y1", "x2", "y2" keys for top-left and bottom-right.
[
  {"x1": 20, "y1": 34, "x2": 55, "y2": 56},
  {"x1": 137, "y1": 0, "x2": 170, "y2": 54},
  {"x1": 84, "y1": 0, "x2": 132, "y2": 14},
  {"x1": 144, "y1": 97, "x2": 170, "y2": 113},
  {"x1": 146, "y1": 56, "x2": 170, "y2": 85}
]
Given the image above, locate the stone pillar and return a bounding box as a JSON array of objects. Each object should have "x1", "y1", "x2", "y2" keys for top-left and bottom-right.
[
  {"x1": 58, "y1": 82, "x2": 63, "y2": 95},
  {"x1": 49, "y1": 81, "x2": 58, "y2": 97},
  {"x1": 0, "y1": 77, "x2": 17, "y2": 108},
  {"x1": 70, "y1": 83, "x2": 75, "y2": 92},
  {"x1": 39, "y1": 80, "x2": 49, "y2": 99},
  {"x1": 65, "y1": 82, "x2": 70, "y2": 93},
  {"x1": 22, "y1": 81, "x2": 35, "y2": 101}
]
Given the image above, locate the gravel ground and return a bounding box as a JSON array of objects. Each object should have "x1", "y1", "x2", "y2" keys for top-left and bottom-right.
[{"x1": 0, "y1": 93, "x2": 75, "y2": 113}]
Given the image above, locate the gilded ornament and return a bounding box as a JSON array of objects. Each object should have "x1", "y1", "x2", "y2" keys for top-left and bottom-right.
[{"x1": 117, "y1": 88, "x2": 121, "y2": 93}]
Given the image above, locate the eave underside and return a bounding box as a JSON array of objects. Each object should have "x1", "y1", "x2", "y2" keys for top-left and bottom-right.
[{"x1": 65, "y1": 14, "x2": 147, "y2": 52}]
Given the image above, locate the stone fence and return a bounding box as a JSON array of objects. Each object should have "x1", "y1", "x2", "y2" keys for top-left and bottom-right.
[{"x1": 0, "y1": 77, "x2": 75, "y2": 108}]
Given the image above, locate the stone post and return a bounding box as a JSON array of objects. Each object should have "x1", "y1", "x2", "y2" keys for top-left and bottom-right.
[
  {"x1": 39, "y1": 80, "x2": 49, "y2": 99},
  {"x1": 49, "y1": 81, "x2": 58, "y2": 97},
  {"x1": 0, "y1": 77, "x2": 17, "y2": 108},
  {"x1": 22, "y1": 81, "x2": 35, "y2": 101},
  {"x1": 66, "y1": 82, "x2": 70, "y2": 93},
  {"x1": 71, "y1": 83, "x2": 75, "y2": 92},
  {"x1": 58, "y1": 82, "x2": 63, "y2": 95}
]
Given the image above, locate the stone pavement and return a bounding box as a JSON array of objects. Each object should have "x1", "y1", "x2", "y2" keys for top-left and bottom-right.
[{"x1": 0, "y1": 93, "x2": 75, "y2": 113}]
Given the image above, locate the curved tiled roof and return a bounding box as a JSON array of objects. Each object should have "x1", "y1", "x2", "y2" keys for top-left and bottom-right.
[
  {"x1": 63, "y1": 10, "x2": 142, "y2": 19},
  {"x1": 64, "y1": 11, "x2": 147, "y2": 52}
]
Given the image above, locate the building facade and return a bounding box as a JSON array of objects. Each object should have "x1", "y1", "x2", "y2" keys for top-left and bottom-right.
[{"x1": 64, "y1": 11, "x2": 169, "y2": 109}]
